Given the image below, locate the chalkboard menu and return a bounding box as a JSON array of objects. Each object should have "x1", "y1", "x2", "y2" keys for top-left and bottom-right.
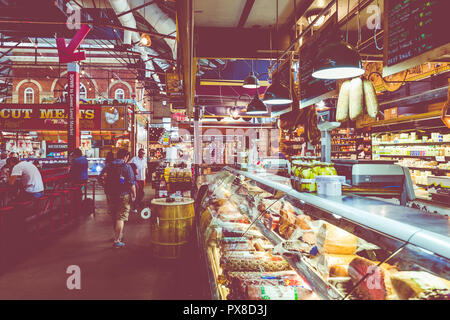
[
  {"x1": 299, "y1": 18, "x2": 339, "y2": 108},
  {"x1": 383, "y1": 0, "x2": 450, "y2": 76}
]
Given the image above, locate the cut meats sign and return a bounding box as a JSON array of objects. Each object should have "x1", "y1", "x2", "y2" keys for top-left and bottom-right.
[{"x1": 0, "y1": 104, "x2": 100, "y2": 130}]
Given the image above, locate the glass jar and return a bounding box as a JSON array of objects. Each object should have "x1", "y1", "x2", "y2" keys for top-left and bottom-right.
[{"x1": 301, "y1": 164, "x2": 316, "y2": 193}]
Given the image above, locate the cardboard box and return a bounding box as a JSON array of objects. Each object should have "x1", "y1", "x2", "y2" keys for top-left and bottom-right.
[{"x1": 384, "y1": 107, "x2": 397, "y2": 120}]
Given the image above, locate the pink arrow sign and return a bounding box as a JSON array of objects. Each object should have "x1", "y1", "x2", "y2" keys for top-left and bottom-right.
[{"x1": 57, "y1": 24, "x2": 91, "y2": 64}]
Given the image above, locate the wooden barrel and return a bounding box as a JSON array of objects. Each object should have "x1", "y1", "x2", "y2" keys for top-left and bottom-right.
[{"x1": 150, "y1": 197, "x2": 195, "y2": 259}]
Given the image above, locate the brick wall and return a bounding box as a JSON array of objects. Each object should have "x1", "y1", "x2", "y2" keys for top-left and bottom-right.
[{"x1": 11, "y1": 65, "x2": 137, "y2": 103}]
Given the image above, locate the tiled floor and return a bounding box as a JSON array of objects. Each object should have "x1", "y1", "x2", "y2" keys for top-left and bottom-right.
[{"x1": 0, "y1": 186, "x2": 210, "y2": 300}]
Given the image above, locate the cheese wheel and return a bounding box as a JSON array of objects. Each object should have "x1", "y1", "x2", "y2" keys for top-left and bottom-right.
[
  {"x1": 390, "y1": 271, "x2": 450, "y2": 300},
  {"x1": 349, "y1": 77, "x2": 364, "y2": 121},
  {"x1": 336, "y1": 80, "x2": 350, "y2": 122},
  {"x1": 363, "y1": 79, "x2": 379, "y2": 118},
  {"x1": 316, "y1": 223, "x2": 358, "y2": 255}
]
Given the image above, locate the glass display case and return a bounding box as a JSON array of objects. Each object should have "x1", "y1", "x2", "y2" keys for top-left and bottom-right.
[{"x1": 196, "y1": 167, "x2": 450, "y2": 300}]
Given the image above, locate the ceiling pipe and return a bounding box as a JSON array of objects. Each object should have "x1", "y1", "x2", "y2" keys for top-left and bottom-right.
[
  {"x1": 108, "y1": 0, "x2": 163, "y2": 89},
  {"x1": 129, "y1": 0, "x2": 177, "y2": 60}
]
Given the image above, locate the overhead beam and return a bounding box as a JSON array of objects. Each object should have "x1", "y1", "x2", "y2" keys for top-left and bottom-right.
[
  {"x1": 280, "y1": 0, "x2": 314, "y2": 33},
  {"x1": 0, "y1": 20, "x2": 176, "y2": 40},
  {"x1": 177, "y1": 0, "x2": 194, "y2": 116},
  {"x1": 116, "y1": 1, "x2": 156, "y2": 18},
  {"x1": 237, "y1": 0, "x2": 255, "y2": 28}
]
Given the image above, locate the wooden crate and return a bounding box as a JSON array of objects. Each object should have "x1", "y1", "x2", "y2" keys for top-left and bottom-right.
[{"x1": 384, "y1": 107, "x2": 398, "y2": 120}]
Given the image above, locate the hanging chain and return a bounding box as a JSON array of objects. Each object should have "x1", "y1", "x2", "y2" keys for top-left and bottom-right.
[
  {"x1": 345, "y1": 0, "x2": 350, "y2": 43},
  {"x1": 357, "y1": 0, "x2": 362, "y2": 47},
  {"x1": 374, "y1": 0, "x2": 383, "y2": 50},
  {"x1": 276, "y1": 0, "x2": 279, "y2": 69}
]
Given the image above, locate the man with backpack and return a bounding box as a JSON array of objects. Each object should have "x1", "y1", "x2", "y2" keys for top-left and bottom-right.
[{"x1": 102, "y1": 149, "x2": 136, "y2": 248}]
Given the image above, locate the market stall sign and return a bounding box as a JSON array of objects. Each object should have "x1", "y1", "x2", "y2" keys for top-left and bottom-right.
[
  {"x1": 47, "y1": 143, "x2": 68, "y2": 152},
  {"x1": 101, "y1": 106, "x2": 126, "y2": 130},
  {"x1": 383, "y1": 0, "x2": 450, "y2": 77},
  {"x1": 172, "y1": 112, "x2": 186, "y2": 121},
  {"x1": 0, "y1": 104, "x2": 127, "y2": 131},
  {"x1": 365, "y1": 61, "x2": 450, "y2": 93},
  {"x1": 299, "y1": 15, "x2": 339, "y2": 108}
]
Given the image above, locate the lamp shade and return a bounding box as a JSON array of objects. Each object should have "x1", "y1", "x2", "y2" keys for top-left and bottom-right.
[
  {"x1": 243, "y1": 73, "x2": 260, "y2": 89},
  {"x1": 246, "y1": 92, "x2": 267, "y2": 115},
  {"x1": 262, "y1": 80, "x2": 292, "y2": 105},
  {"x1": 312, "y1": 41, "x2": 364, "y2": 79}
]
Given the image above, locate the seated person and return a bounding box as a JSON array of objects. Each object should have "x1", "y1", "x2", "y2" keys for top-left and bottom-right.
[
  {"x1": 69, "y1": 148, "x2": 88, "y2": 185},
  {"x1": 7, "y1": 157, "x2": 44, "y2": 201}
]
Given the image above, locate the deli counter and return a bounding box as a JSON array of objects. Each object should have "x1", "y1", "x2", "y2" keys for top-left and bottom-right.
[{"x1": 195, "y1": 167, "x2": 450, "y2": 300}]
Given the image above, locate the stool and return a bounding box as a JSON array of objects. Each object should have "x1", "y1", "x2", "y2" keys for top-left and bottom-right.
[
  {"x1": 0, "y1": 206, "x2": 14, "y2": 233},
  {"x1": 58, "y1": 190, "x2": 70, "y2": 225},
  {"x1": 8, "y1": 200, "x2": 34, "y2": 237},
  {"x1": 66, "y1": 186, "x2": 82, "y2": 219},
  {"x1": 35, "y1": 196, "x2": 50, "y2": 238},
  {"x1": 44, "y1": 191, "x2": 63, "y2": 231}
]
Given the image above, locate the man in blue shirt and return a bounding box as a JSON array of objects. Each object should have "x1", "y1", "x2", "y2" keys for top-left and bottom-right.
[{"x1": 69, "y1": 148, "x2": 88, "y2": 184}]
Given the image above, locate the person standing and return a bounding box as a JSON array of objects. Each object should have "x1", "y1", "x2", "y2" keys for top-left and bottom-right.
[
  {"x1": 68, "y1": 148, "x2": 88, "y2": 185},
  {"x1": 130, "y1": 148, "x2": 148, "y2": 210},
  {"x1": 0, "y1": 152, "x2": 7, "y2": 183},
  {"x1": 99, "y1": 151, "x2": 115, "y2": 221},
  {"x1": 7, "y1": 157, "x2": 44, "y2": 201},
  {"x1": 103, "y1": 149, "x2": 136, "y2": 248},
  {"x1": 0, "y1": 152, "x2": 7, "y2": 170}
]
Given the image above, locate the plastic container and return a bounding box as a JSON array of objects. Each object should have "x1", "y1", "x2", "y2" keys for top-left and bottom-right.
[{"x1": 315, "y1": 176, "x2": 346, "y2": 196}]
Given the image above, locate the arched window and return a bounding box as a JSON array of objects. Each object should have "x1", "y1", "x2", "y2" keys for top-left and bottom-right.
[
  {"x1": 63, "y1": 83, "x2": 87, "y2": 100},
  {"x1": 80, "y1": 84, "x2": 87, "y2": 99},
  {"x1": 24, "y1": 87, "x2": 34, "y2": 103},
  {"x1": 115, "y1": 88, "x2": 125, "y2": 100}
]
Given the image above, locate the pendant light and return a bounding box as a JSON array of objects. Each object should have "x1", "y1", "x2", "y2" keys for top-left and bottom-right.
[
  {"x1": 311, "y1": 41, "x2": 364, "y2": 79},
  {"x1": 262, "y1": 0, "x2": 293, "y2": 105},
  {"x1": 243, "y1": 60, "x2": 260, "y2": 89},
  {"x1": 246, "y1": 91, "x2": 267, "y2": 115},
  {"x1": 312, "y1": 0, "x2": 364, "y2": 80}
]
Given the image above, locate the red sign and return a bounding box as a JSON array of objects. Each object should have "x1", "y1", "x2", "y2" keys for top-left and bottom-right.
[
  {"x1": 0, "y1": 104, "x2": 101, "y2": 130},
  {"x1": 56, "y1": 25, "x2": 91, "y2": 64},
  {"x1": 68, "y1": 63, "x2": 80, "y2": 152},
  {"x1": 172, "y1": 112, "x2": 186, "y2": 121}
]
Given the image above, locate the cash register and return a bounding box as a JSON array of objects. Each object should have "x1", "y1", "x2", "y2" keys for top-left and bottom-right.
[{"x1": 332, "y1": 159, "x2": 416, "y2": 205}]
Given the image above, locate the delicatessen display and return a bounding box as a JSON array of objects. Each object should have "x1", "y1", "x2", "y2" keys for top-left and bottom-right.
[{"x1": 197, "y1": 168, "x2": 450, "y2": 300}]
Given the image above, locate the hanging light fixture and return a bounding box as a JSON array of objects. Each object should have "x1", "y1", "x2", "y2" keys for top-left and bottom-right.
[
  {"x1": 230, "y1": 107, "x2": 240, "y2": 120},
  {"x1": 140, "y1": 33, "x2": 151, "y2": 47},
  {"x1": 262, "y1": 0, "x2": 293, "y2": 105},
  {"x1": 263, "y1": 80, "x2": 292, "y2": 105},
  {"x1": 246, "y1": 91, "x2": 267, "y2": 115},
  {"x1": 312, "y1": 0, "x2": 365, "y2": 80},
  {"x1": 306, "y1": 8, "x2": 327, "y2": 27},
  {"x1": 243, "y1": 60, "x2": 260, "y2": 89},
  {"x1": 311, "y1": 41, "x2": 365, "y2": 79}
]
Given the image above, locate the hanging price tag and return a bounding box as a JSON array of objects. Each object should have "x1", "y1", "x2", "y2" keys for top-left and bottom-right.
[{"x1": 436, "y1": 156, "x2": 445, "y2": 162}]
